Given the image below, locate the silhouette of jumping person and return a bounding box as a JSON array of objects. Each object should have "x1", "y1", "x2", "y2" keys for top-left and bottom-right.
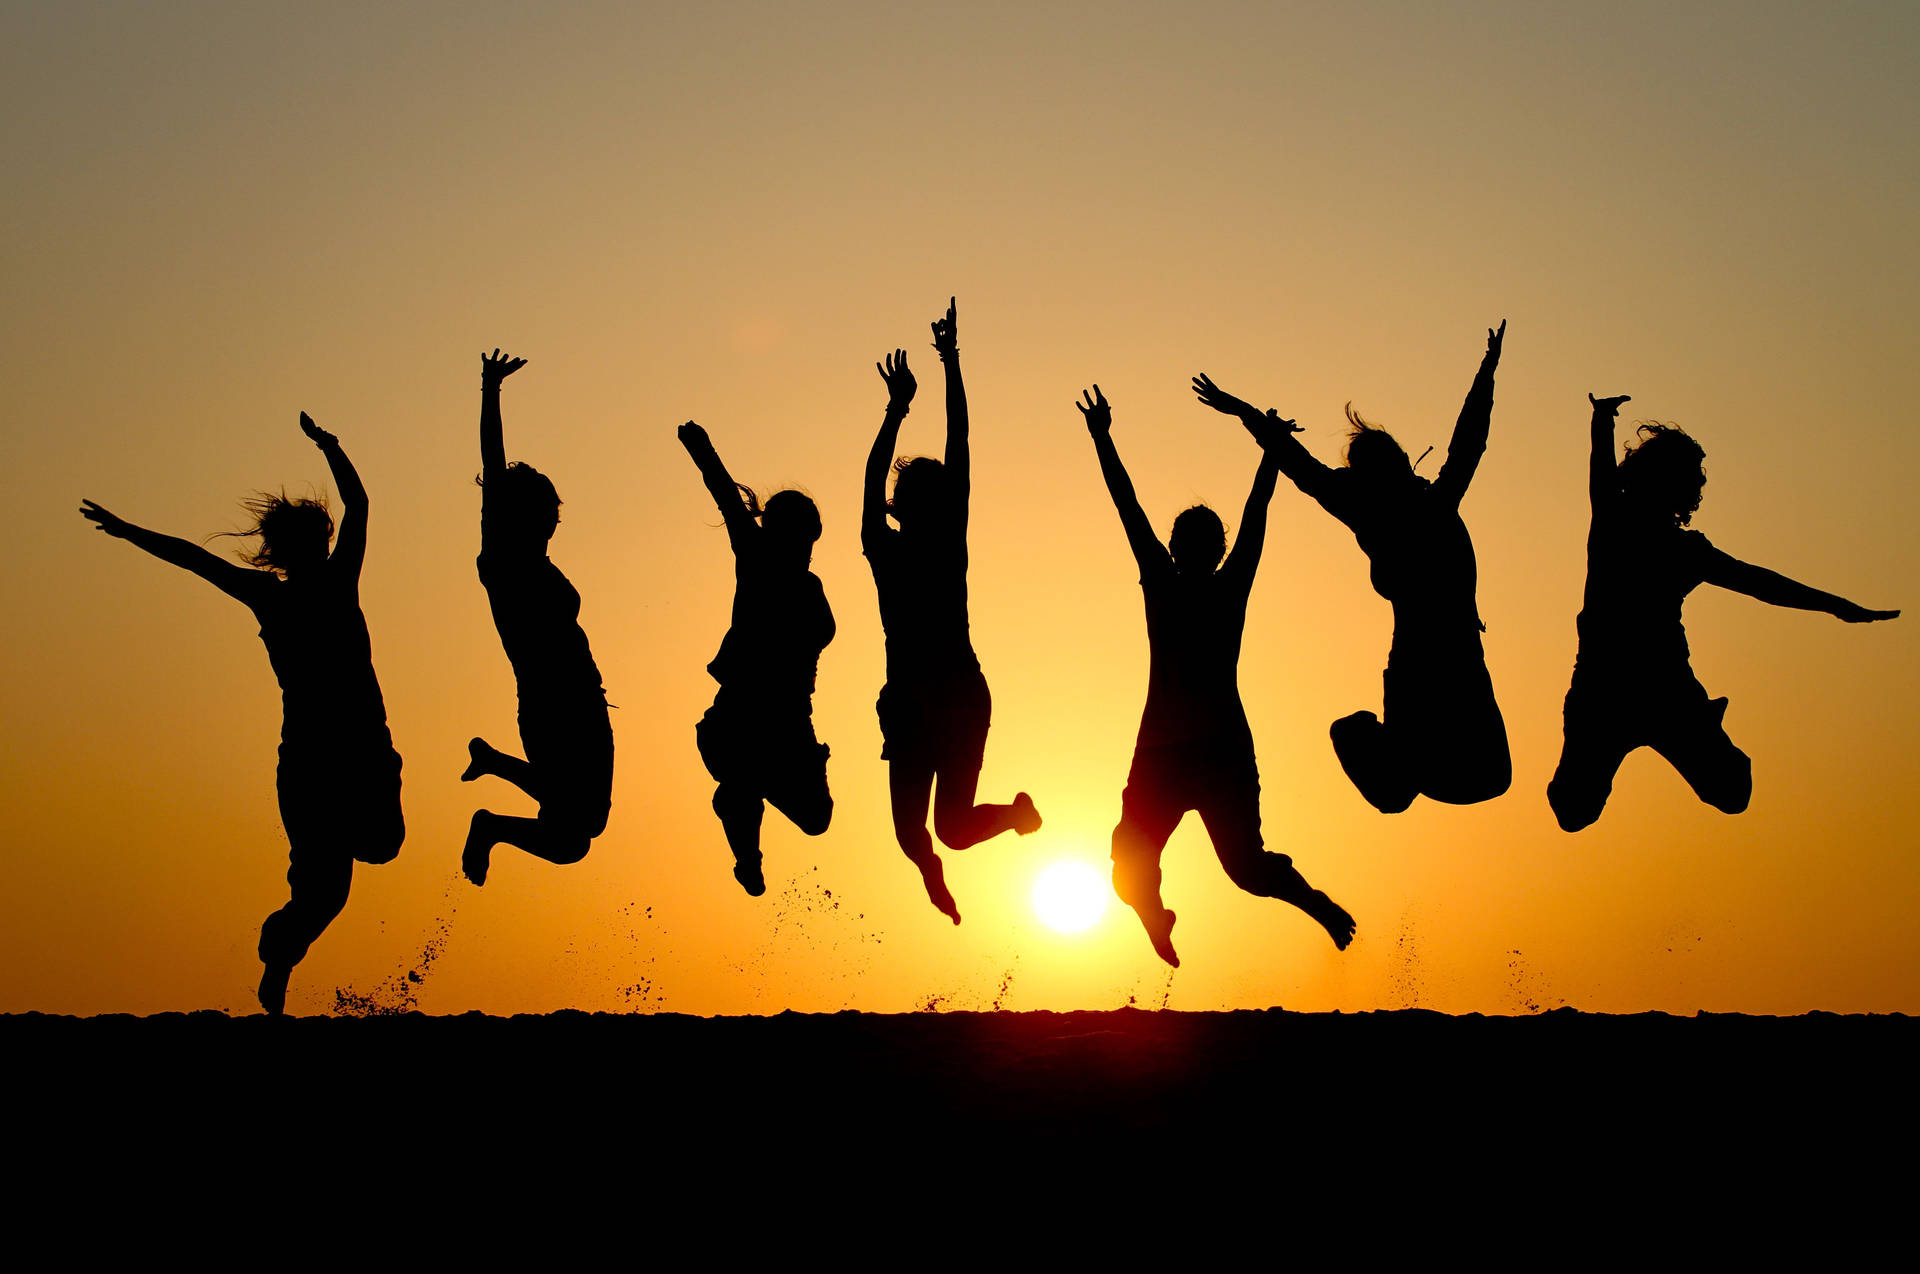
[
  {"x1": 1080, "y1": 385, "x2": 1354, "y2": 967},
  {"x1": 80, "y1": 414, "x2": 404, "y2": 1016},
  {"x1": 864, "y1": 300, "x2": 1041, "y2": 925},
  {"x1": 460, "y1": 350, "x2": 613, "y2": 886},
  {"x1": 1548, "y1": 393, "x2": 1900, "y2": 831},
  {"x1": 1193, "y1": 321, "x2": 1512, "y2": 814},
  {"x1": 680, "y1": 421, "x2": 834, "y2": 895}
]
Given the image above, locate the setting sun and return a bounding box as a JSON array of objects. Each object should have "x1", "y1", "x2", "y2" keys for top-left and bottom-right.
[{"x1": 1032, "y1": 861, "x2": 1110, "y2": 935}]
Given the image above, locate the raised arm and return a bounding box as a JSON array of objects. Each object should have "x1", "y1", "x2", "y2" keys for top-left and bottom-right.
[
  {"x1": 479, "y1": 349, "x2": 527, "y2": 482},
  {"x1": 1587, "y1": 393, "x2": 1631, "y2": 509},
  {"x1": 301, "y1": 413, "x2": 367, "y2": 580},
  {"x1": 1221, "y1": 448, "x2": 1282, "y2": 590},
  {"x1": 865, "y1": 350, "x2": 916, "y2": 553},
  {"x1": 1432, "y1": 320, "x2": 1504, "y2": 508},
  {"x1": 1191, "y1": 373, "x2": 1333, "y2": 507},
  {"x1": 1702, "y1": 552, "x2": 1900, "y2": 623},
  {"x1": 678, "y1": 421, "x2": 756, "y2": 556},
  {"x1": 1080, "y1": 386, "x2": 1167, "y2": 573},
  {"x1": 79, "y1": 500, "x2": 261, "y2": 602},
  {"x1": 931, "y1": 297, "x2": 970, "y2": 527}
]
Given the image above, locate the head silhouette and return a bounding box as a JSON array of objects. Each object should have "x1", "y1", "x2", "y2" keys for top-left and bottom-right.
[
  {"x1": 483, "y1": 462, "x2": 562, "y2": 549},
  {"x1": 233, "y1": 492, "x2": 333, "y2": 576},
  {"x1": 740, "y1": 485, "x2": 821, "y2": 565},
  {"x1": 1618, "y1": 423, "x2": 1706, "y2": 525},
  {"x1": 1170, "y1": 505, "x2": 1226, "y2": 575},
  {"x1": 888, "y1": 456, "x2": 953, "y2": 531},
  {"x1": 1343, "y1": 405, "x2": 1415, "y2": 489}
]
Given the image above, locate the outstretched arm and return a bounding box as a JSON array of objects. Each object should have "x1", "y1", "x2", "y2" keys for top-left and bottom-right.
[
  {"x1": 1221, "y1": 448, "x2": 1282, "y2": 589},
  {"x1": 79, "y1": 500, "x2": 260, "y2": 602},
  {"x1": 301, "y1": 413, "x2": 367, "y2": 580},
  {"x1": 678, "y1": 421, "x2": 755, "y2": 555},
  {"x1": 1587, "y1": 393, "x2": 1631, "y2": 509},
  {"x1": 931, "y1": 297, "x2": 970, "y2": 528},
  {"x1": 479, "y1": 349, "x2": 527, "y2": 482},
  {"x1": 1080, "y1": 386, "x2": 1167, "y2": 573},
  {"x1": 1703, "y1": 553, "x2": 1900, "y2": 623},
  {"x1": 1192, "y1": 373, "x2": 1332, "y2": 506},
  {"x1": 865, "y1": 350, "x2": 916, "y2": 553},
  {"x1": 1432, "y1": 320, "x2": 1504, "y2": 508}
]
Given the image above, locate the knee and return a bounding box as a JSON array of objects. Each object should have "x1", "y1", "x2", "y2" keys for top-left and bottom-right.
[
  {"x1": 1109, "y1": 832, "x2": 1158, "y2": 908},
  {"x1": 931, "y1": 807, "x2": 973, "y2": 852},
  {"x1": 792, "y1": 797, "x2": 833, "y2": 838},
  {"x1": 356, "y1": 818, "x2": 405, "y2": 866},
  {"x1": 1548, "y1": 781, "x2": 1601, "y2": 833},
  {"x1": 1706, "y1": 757, "x2": 1753, "y2": 815},
  {"x1": 893, "y1": 815, "x2": 933, "y2": 859},
  {"x1": 546, "y1": 833, "x2": 592, "y2": 866}
]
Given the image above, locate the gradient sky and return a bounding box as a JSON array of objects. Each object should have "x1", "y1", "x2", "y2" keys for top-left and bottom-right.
[{"x1": 4, "y1": 1, "x2": 1916, "y2": 1015}]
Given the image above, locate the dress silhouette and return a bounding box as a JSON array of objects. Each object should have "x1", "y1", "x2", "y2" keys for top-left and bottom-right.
[
  {"x1": 460, "y1": 350, "x2": 614, "y2": 886},
  {"x1": 1080, "y1": 385, "x2": 1354, "y2": 968},
  {"x1": 1548, "y1": 393, "x2": 1899, "y2": 830},
  {"x1": 680, "y1": 421, "x2": 834, "y2": 895},
  {"x1": 1194, "y1": 322, "x2": 1512, "y2": 813},
  {"x1": 81, "y1": 414, "x2": 404, "y2": 1015},
  {"x1": 863, "y1": 301, "x2": 1041, "y2": 926}
]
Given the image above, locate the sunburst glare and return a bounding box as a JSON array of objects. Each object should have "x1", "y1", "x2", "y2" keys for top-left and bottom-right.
[{"x1": 1032, "y1": 860, "x2": 1109, "y2": 934}]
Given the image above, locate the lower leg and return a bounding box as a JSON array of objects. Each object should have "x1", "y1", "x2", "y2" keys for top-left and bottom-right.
[
  {"x1": 1656, "y1": 712, "x2": 1752, "y2": 815},
  {"x1": 889, "y1": 764, "x2": 958, "y2": 923},
  {"x1": 712, "y1": 786, "x2": 767, "y2": 896},
  {"x1": 461, "y1": 737, "x2": 544, "y2": 801},
  {"x1": 932, "y1": 764, "x2": 1040, "y2": 849},
  {"x1": 257, "y1": 851, "x2": 352, "y2": 1012},
  {"x1": 1111, "y1": 826, "x2": 1177, "y2": 968}
]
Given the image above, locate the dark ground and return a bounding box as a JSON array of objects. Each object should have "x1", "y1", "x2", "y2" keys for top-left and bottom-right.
[{"x1": 10, "y1": 1007, "x2": 1911, "y2": 1235}]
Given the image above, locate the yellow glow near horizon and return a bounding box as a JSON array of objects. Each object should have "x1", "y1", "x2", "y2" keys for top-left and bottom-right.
[{"x1": 1032, "y1": 860, "x2": 1110, "y2": 935}]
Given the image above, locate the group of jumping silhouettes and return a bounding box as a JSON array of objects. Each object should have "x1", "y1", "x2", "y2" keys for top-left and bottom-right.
[{"x1": 80, "y1": 301, "x2": 1899, "y2": 1012}]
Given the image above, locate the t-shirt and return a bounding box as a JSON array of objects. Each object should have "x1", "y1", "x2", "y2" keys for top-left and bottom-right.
[
  {"x1": 244, "y1": 571, "x2": 390, "y2": 753},
  {"x1": 1135, "y1": 555, "x2": 1255, "y2": 749},
  {"x1": 707, "y1": 545, "x2": 834, "y2": 706},
  {"x1": 864, "y1": 523, "x2": 979, "y2": 682},
  {"x1": 1577, "y1": 504, "x2": 1730, "y2": 676}
]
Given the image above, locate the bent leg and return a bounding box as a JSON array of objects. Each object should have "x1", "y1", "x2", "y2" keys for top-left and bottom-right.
[
  {"x1": 930, "y1": 759, "x2": 1026, "y2": 850},
  {"x1": 461, "y1": 737, "x2": 547, "y2": 801},
  {"x1": 1198, "y1": 767, "x2": 1355, "y2": 950},
  {"x1": 764, "y1": 731, "x2": 832, "y2": 837},
  {"x1": 1111, "y1": 760, "x2": 1184, "y2": 967},
  {"x1": 257, "y1": 844, "x2": 353, "y2": 1013},
  {"x1": 890, "y1": 762, "x2": 958, "y2": 924},
  {"x1": 1410, "y1": 667, "x2": 1513, "y2": 806},
  {"x1": 1547, "y1": 725, "x2": 1634, "y2": 833},
  {"x1": 1330, "y1": 711, "x2": 1418, "y2": 815},
  {"x1": 1652, "y1": 698, "x2": 1752, "y2": 815}
]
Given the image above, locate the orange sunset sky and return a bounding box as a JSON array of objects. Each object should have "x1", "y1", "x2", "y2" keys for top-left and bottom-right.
[{"x1": 3, "y1": 1, "x2": 1916, "y2": 1016}]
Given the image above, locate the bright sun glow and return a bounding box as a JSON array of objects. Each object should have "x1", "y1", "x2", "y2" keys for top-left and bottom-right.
[{"x1": 1032, "y1": 860, "x2": 1110, "y2": 934}]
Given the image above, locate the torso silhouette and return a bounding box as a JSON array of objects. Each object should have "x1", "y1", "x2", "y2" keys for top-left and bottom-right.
[
  {"x1": 709, "y1": 539, "x2": 834, "y2": 706},
  {"x1": 868, "y1": 522, "x2": 976, "y2": 680},
  {"x1": 1579, "y1": 503, "x2": 1725, "y2": 677},
  {"x1": 1137, "y1": 557, "x2": 1253, "y2": 748},
  {"x1": 478, "y1": 500, "x2": 605, "y2": 704},
  {"x1": 244, "y1": 568, "x2": 389, "y2": 749},
  {"x1": 1323, "y1": 475, "x2": 1484, "y2": 651}
]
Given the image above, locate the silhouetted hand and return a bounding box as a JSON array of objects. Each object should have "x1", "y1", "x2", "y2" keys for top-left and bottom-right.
[
  {"x1": 677, "y1": 420, "x2": 712, "y2": 454},
  {"x1": 878, "y1": 349, "x2": 916, "y2": 411},
  {"x1": 1078, "y1": 385, "x2": 1112, "y2": 436},
  {"x1": 1589, "y1": 392, "x2": 1632, "y2": 417},
  {"x1": 931, "y1": 297, "x2": 958, "y2": 361},
  {"x1": 1834, "y1": 602, "x2": 1900, "y2": 623},
  {"x1": 1486, "y1": 319, "x2": 1507, "y2": 363},
  {"x1": 299, "y1": 411, "x2": 338, "y2": 449},
  {"x1": 1192, "y1": 374, "x2": 1258, "y2": 420},
  {"x1": 79, "y1": 499, "x2": 130, "y2": 538},
  {"x1": 482, "y1": 348, "x2": 528, "y2": 389}
]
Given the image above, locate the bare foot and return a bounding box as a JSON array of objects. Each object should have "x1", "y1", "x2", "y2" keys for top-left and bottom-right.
[
  {"x1": 257, "y1": 963, "x2": 290, "y2": 1016},
  {"x1": 917, "y1": 854, "x2": 961, "y2": 925},
  {"x1": 1308, "y1": 891, "x2": 1356, "y2": 950},
  {"x1": 462, "y1": 811, "x2": 495, "y2": 886},
  {"x1": 733, "y1": 855, "x2": 766, "y2": 897},
  {"x1": 1138, "y1": 906, "x2": 1179, "y2": 967},
  {"x1": 1011, "y1": 792, "x2": 1042, "y2": 836},
  {"x1": 460, "y1": 737, "x2": 495, "y2": 783}
]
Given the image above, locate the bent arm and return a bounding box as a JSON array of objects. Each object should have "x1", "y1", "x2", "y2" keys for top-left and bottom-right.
[
  {"x1": 678, "y1": 423, "x2": 755, "y2": 555},
  {"x1": 310, "y1": 422, "x2": 368, "y2": 579},
  {"x1": 1433, "y1": 321, "x2": 1503, "y2": 508},
  {"x1": 864, "y1": 403, "x2": 907, "y2": 554},
  {"x1": 1222, "y1": 449, "x2": 1282, "y2": 587},
  {"x1": 1705, "y1": 554, "x2": 1901, "y2": 622},
  {"x1": 1588, "y1": 394, "x2": 1630, "y2": 510}
]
